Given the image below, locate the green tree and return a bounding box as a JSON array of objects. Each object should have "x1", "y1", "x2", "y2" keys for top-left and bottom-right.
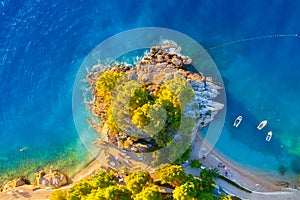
[
  {"x1": 96, "y1": 71, "x2": 124, "y2": 102},
  {"x1": 199, "y1": 169, "x2": 215, "y2": 192},
  {"x1": 197, "y1": 192, "x2": 215, "y2": 200},
  {"x1": 162, "y1": 77, "x2": 195, "y2": 110},
  {"x1": 143, "y1": 104, "x2": 167, "y2": 135},
  {"x1": 84, "y1": 185, "x2": 132, "y2": 200},
  {"x1": 155, "y1": 86, "x2": 181, "y2": 131},
  {"x1": 68, "y1": 181, "x2": 92, "y2": 200},
  {"x1": 210, "y1": 167, "x2": 220, "y2": 179},
  {"x1": 190, "y1": 160, "x2": 202, "y2": 168},
  {"x1": 125, "y1": 171, "x2": 153, "y2": 194},
  {"x1": 84, "y1": 190, "x2": 106, "y2": 200},
  {"x1": 90, "y1": 171, "x2": 116, "y2": 189},
  {"x1": 173, "y1": 181, "x2": 197, "y2": 200},
  {"x1": 50, "y1": 189, "x2": 67, "y2": 200},
  {"x1": 129, "y1": 87, "x2": 151, "y2": 112},
  {"x1": 106, "y1": 106, "x2": 121, "y2": 134},
  {"x1": 219, "y1": 194, "x2": 233, "y2": 200},
  {"x1": 156, "y1": 164, "x2": 186, "y2": 187},
  {"x1": 132, "y1": 103, "x2": 151, "y2": 128},
  {"x1": 134, "y1": 185, "x2": 162, "y2": 200},
  {"x1": 103, "y1": 185, "x2": 132, "y2": 200}
]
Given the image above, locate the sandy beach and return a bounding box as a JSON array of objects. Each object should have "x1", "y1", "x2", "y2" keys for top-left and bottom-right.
[
  {"x1": 69, "y1": 133, "x2": 299, "y2": 194},
  {"x1": 1, "y1": 132, "x2": 299, "y2": 200},
  {"x1": 189, "y1": 133, "x2": 285, "y2": 192}
]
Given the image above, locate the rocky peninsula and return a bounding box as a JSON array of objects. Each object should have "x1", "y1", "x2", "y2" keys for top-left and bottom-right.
[{"x1": 86, "y1": 43, "x2": 224, "y2": 165}]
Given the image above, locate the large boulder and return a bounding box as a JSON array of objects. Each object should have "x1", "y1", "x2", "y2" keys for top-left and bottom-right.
[
  {"x1": 35, "y1": 170, "x2": 69, "y2": 189},
  {"x1": 2, "y1": 177, "x2": 29, "y2": 192}
]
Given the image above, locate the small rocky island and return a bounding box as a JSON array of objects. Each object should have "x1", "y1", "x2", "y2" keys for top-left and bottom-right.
[{"x1": 86, "y1": 43, "x2": 224, "y2": 165}]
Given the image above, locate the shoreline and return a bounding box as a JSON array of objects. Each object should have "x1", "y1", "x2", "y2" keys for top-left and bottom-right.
[
  {"x1": 70, "y1": 132, "x2": 298, "y2": 193},
  {"x1": 1, "y1": 132, "x2": 299, "y2": 199},
  {"x1": 190, "y1": 133, "x2": 298, "y2": 193}
]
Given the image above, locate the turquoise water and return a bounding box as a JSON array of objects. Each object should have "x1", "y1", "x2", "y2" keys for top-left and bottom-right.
[
  {"x1": 1, "y1": 0, "x2": 300, "y2": 183},
  {"x1": 212, "y1": 36, "x2": 300, "y2": 180}
]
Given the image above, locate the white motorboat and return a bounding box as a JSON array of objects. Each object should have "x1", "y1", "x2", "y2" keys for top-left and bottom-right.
[
  {"x1": 257, "y1": 120, "x2": 267, "y2": 130},
  {"x1": 266, "y1": 131, "x2": 272, "y2": 142},
  {"x1": 233, "y1": 116, "x2": 242, "y2": 127}
]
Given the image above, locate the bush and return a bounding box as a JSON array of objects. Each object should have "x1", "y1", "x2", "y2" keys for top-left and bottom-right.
[
  {"x1": 125, "y1": 171, "x2": 152, "y2": 194},
  {"x1": 50, "y1": 189, "x2": 67, "y2": 200},
  {"x1": 156, "y1": 164, "x2": 186, "y2": 187},
  {"x1": 134, "y1": 185, "x2": 162, "y2": 200},
  {"x1": 190, "y1": 160, "x2": 202, "y2": 168}
]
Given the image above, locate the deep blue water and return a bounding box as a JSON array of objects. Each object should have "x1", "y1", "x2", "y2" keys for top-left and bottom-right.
[{"x1": 1, "y1": 0, "x2": 300, "y2": 182}]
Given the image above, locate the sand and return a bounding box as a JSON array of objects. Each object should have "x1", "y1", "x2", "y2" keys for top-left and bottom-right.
[
  {"x1": 189, "y1": 133, "x2": 285, "y2": 192},
  {"x1": 1, "y1": 132, "x2": 299, "y2": 199}
]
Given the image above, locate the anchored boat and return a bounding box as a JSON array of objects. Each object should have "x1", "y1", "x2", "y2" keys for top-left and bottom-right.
[
  {"x1": 257, "y1": 120, "x2": 267, "y2": 130},
  {"x1": 233, "y1": 116, "x2": 242, "y2": 128},
  {"x1": 266, "y1": 131, "x2": 272, "y2": 142}
]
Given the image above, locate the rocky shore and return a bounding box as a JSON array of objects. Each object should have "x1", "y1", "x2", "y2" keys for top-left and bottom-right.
[{"x1": 86, "y1": 43, "x2": 224, "y2": 155}]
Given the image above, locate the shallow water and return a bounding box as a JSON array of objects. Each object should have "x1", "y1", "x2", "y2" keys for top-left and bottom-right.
[{"x1": 1, "y1": 0, "x2": 300, "y2": 182}]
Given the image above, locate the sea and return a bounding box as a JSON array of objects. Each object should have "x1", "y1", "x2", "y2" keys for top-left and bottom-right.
[{"x1": 1, "y1": 0, "x2": 300, "y2": 184}]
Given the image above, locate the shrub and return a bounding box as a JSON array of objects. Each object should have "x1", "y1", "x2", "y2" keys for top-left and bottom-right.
[
  {"x1": 190, "y1": 160, "x2": 202, "y2": 168},
  {"x1": 50, "y1": 189, "x2": 67, "y2": 200}
]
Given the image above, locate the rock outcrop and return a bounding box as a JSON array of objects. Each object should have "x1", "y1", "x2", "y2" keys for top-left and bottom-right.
[
  {"x1": 35, "y1": 169, "x2": 69, "y2": 189},
  {"x1": 87, "y1": 43, "x2": 223, "y2": 152},
  {"x1": 1, "y1": 177, "x2": 29, "y2": 192}
]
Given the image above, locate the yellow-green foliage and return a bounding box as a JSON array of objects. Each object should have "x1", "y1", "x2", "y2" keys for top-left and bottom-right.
[
  {"x1": 125, "y1": 170, "x2": 153, "y2": 195},
  {"x1": 134, "y1": 185, "x2": 162, "y2": 200},
  {"x1": 96, "y1": 71, "x2": 124, "y2": 103},
  {"x1": 94, "y1": 70, "x2": 195, "y2": 149},
  {"x1": 50, "y1": 189, "x2": 67, "y2": 200},
  {"x1": 106, "y1": 106, "x2": 121, "y2": 134},
  {"x1": 173, "y1": 175, "x2": 214, "y2": 200},
  {"x1": 89, "y1": 171, "x2": 116, "y2": 189},
  {"x1": 129, "y1": 87, "x2": 150, "y2": 112},
  {"x1": 51, "y1": 166, "x2": 217, "y2": 200},
  {"x1": 219, "y1": 194, "x2": 233, "y2": 200},
  {"x1": 132, "y1": 103, "x2": 151, "y2": 128},
  {"x1": 161, "y1": 77, "x2": 195, "y2": 109},
  {"x1": 190, "y1": 160, "x2": 202, "y2": 168},
  {"x1": 155, "y1": 77, "x2": 194, "y2": 131},
  {"x1": 156, "y1": 164, "x2": 186, "y2": 187},
  {"x1": 173, "y1": 182, "x2": 197, "y2": 200},
  {"x1": 199, "y1": 169, "x2": 215, "y2": 192},
  {"x1": 67, "y1": 181, "x2": 92, "y2": 200},
  {"x1": 84, "y1": 185, "x2": 131, "y2": 200}
]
